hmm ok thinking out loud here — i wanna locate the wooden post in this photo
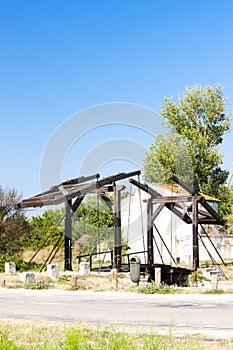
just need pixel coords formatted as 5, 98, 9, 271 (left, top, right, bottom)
113, 184, 122, 271
64, 199, 72, 271
147, 198, 154, 267
192, 194, 199, 270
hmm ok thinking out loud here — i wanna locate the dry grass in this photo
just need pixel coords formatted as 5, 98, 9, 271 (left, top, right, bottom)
0, 271, 136, 291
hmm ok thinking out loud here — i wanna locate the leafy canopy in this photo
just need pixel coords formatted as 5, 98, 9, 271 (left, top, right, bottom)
144, 85, 231, 203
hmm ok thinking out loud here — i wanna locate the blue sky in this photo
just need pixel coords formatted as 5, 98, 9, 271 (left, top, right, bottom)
1, 0, 233, 200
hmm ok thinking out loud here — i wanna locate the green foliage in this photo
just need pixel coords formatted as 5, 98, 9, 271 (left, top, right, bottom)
0, 330, 22, 350
19, 194, 114, 256
70, 280, 87, 291
143, 85, 231, 206
64, 327, 202, 350
24, 280, 52, 290
137, 282, 176, 294
223, 185, 233, 231
144, 133, 193, 184
203, 289, 224, 294
72, 195, 114, 254
0, 214, 31, 255
187, 270, 209, 286
0, 185, 31, 256
22, 212, 63, 250
0, 254, 40, 272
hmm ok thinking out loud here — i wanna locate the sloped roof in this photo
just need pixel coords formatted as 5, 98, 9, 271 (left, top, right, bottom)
152, 183, 220, 202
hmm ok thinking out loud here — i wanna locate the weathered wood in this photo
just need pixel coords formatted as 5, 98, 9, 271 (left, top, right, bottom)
64, 199, 72, 271
151, 195, 197, 203
147, 198, 154, 267
113, 184, 123, 271
192, 194, 199, 270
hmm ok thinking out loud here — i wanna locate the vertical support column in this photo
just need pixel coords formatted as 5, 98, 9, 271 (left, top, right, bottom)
64, 199, 72, 271
147, 198, 154, 267
113, 184, 122, 271
192, 194, 199, 270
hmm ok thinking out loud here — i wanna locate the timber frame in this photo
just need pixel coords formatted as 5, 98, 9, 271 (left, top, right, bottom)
17, 172, 226, 282
17, 170, 141, 271
129, 175, 226, 271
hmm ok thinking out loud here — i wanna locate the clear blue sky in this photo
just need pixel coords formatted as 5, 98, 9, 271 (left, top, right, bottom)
1, 0, 233, 199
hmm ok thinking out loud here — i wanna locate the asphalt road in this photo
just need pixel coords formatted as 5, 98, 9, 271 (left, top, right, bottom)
0, 289, 233, 339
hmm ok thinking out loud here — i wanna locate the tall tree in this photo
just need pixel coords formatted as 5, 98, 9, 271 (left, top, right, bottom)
0, 186, 30, 255
144, 85, 231, 206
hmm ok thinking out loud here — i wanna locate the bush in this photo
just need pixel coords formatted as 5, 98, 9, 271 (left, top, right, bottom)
137, 282, 177, 294
0, 254, 41, 272
24, 280, 52, 290
187, 270, 209, 287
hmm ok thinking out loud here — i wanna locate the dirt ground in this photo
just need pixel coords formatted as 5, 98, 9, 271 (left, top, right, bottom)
0, 270, 137, 291
1, 268, 233, 293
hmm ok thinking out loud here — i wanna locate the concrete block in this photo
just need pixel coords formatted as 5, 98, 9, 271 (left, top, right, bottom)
47, 264, 60, 281
211, 274, 218, 290
19, 272, 35, 284
111, 268, 118, 288
5, 262, 16, 274
79, 262, 90, 275
154, 267, 161, 284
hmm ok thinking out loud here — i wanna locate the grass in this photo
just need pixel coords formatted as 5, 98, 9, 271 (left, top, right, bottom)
202, 289, 225, 294
137, 282, 177, 294
24, 280, 52, 290
0, 322, 232, 350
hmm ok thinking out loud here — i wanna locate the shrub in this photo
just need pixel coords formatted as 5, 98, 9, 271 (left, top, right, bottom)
137, 282, 176, 294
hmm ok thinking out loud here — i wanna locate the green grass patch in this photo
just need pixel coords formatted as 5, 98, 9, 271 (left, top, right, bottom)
0, 329, 24, 349
137, 282, 177, 294
0, 322, 232, 349
24, 280, 52, 290
202, 289, 225, 294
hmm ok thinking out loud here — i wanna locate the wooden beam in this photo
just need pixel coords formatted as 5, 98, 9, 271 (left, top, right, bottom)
64, 199, 72, 271
192, 194, 199, 270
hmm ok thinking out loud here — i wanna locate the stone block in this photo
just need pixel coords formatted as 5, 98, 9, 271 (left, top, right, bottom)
154, 267, 161, 284
19, 272, 35, 284
47, 264, 60, 281
79, 262, 90, 275
5, 262, 16, 274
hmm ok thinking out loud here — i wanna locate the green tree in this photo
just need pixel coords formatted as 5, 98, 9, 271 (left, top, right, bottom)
22, 195, 114, 255
143, 132, 193, 184
72, 195, 114, 253
22, 211, 63, 250
144, 85, 231, 211
0, 185, 30, 255
224, 185, 233, 232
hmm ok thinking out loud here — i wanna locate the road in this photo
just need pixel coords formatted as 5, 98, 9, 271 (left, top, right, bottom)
0, 289, 233, 339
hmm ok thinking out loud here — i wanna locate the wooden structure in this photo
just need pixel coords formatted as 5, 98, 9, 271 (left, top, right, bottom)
17, 171, 141, 271
129, 175, 226, 272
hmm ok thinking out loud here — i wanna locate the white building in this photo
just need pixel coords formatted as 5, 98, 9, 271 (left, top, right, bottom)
121, 184, 233, 266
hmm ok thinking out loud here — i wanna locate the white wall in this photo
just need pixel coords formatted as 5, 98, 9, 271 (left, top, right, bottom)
121, 186, 232, 266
